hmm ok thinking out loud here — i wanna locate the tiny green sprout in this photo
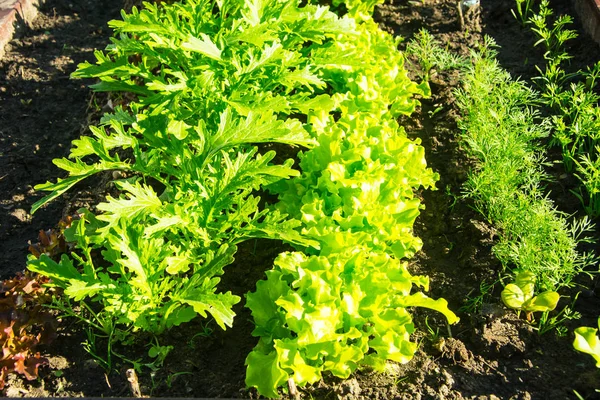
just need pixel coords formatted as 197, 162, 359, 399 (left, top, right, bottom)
573, 317, 600, 367
424, 316, 440, 343
147, 340, 173, 370
501, 271, 560, 320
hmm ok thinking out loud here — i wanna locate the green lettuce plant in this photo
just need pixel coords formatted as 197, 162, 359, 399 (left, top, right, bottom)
501, 271, 560, 320
246, 249, 458, 398
274, 111, 436, 258
242, 2, 455, 396
249, 109, 453, 397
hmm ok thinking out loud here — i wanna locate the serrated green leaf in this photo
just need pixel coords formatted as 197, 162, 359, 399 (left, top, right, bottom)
70, 125, 135, 158
64, 280, 107, 301
27, 254, 82, 285
71, 56, 137, 79
32, 173, 94, 214
106, 226, 153, 298
164, 255, 190, 275
32, 158, 130, 214
146, 79, 187, 93
97, 181, 162, 231
182, 34, 222, 61
144, 215, 183, 237
241, 0, 263, 26
164, 305, 197, 328
100, 106, 136, 125
210, 108, 315, 154
109, 19, 170, 35
167, 119, 191, 140
279, 65, 325, 90
90, 79, 153, 96
178, 291, 240, 330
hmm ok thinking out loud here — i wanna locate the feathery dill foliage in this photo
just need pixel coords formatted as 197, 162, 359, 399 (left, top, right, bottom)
527, 0, 600, 217
405, 28, 468, 81
454, 38, 596, 292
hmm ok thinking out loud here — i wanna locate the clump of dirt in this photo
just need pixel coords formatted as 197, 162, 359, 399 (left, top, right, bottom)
1, 0, 600, 398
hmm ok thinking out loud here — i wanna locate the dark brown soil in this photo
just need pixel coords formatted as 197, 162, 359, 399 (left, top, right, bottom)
0, 0, 124, 279
1, 0, 600, 398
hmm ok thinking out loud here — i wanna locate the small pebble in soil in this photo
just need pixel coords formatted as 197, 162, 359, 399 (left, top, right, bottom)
10, 209, 30, 222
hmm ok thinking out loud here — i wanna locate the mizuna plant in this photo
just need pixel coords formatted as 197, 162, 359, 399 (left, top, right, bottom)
28, 0, 367, 339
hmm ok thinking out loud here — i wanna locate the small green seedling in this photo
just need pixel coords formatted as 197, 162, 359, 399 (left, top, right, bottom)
147, 339, 173, 370
501, 271, 560, 321
511, 0, 536, 27
573, 317, 600, 367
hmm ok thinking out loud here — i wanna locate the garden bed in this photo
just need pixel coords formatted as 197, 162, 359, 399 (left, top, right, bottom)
0, 0, 599, 398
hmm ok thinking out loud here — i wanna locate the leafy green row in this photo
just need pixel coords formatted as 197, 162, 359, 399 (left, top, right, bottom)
246, 109, 460, 396
274, 111, 433, 258
453, 38, 595, 293
27, 0, 411, 335
515, 0, 600, 366
408, 30, 594, 298
244, 9, 458, 397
